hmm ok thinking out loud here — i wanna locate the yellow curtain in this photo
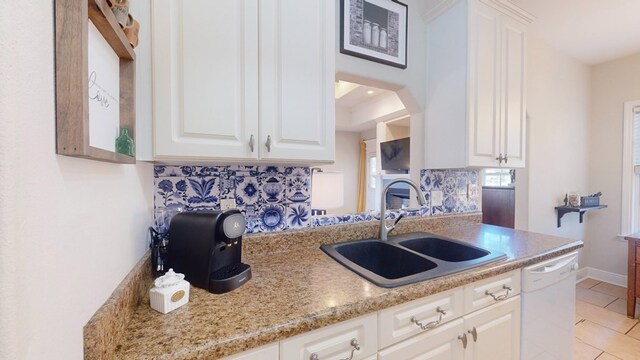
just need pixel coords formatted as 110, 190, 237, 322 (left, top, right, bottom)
357, 140, 366, 212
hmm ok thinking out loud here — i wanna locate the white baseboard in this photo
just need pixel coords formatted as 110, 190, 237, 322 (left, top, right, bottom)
576, 266, 627, 287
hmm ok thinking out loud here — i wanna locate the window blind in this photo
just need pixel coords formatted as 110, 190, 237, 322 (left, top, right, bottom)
634, 108, 640, 165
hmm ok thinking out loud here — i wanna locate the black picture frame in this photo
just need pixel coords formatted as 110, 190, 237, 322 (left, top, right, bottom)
340, 0, 408, 69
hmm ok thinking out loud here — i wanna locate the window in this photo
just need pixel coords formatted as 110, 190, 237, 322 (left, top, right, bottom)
483, 169, 514, 187
621, 101, 640, 235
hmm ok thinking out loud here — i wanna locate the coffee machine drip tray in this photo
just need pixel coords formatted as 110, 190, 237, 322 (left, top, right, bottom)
209, 263, 252, 294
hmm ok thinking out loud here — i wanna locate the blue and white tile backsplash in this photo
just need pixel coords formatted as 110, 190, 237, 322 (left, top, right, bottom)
154, 165, 479, 234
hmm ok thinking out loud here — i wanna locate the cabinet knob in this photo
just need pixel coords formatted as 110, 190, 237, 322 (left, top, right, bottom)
468, 327, 478, 342
458, 333, 468, 349
265, 135, 272, 152
504, 154, 508, 164
495, 153, 504, 164
249, 134, 255, 152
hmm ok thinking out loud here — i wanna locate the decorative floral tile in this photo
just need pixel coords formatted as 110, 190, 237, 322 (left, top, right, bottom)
286, 175, 310, 203
260, 176, 285, 204
286, 203, 311, 229
219, 171, 236, 200
153, 165, 477, 234
311, 215, 337, 227
184, 176, 220, 209
335, 214, 355, 224
257, 204, 288, 232
420, 169, 479, 216
285, 167, 311, 177
235, 174, 260, 206
258, 166, 286, 180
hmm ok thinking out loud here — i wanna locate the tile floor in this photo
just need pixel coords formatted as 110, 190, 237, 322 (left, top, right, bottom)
575, 278, 640, 359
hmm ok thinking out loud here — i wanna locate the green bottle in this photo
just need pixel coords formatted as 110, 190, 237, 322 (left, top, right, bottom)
115, 128, 135, 156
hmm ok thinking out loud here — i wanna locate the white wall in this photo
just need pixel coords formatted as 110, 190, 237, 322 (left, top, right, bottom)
584, 52, 640, 276
516, 39, 591, 243
322, 132, 361, 214
0, 2, 154, 359
336, 0, 428, 112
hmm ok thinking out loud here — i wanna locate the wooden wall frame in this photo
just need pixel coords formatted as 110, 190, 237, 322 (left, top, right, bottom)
55, 0, 136, 164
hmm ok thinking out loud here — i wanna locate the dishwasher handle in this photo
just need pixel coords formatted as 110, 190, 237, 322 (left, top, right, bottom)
528, 255, 576, 275
522, 251, 579, 293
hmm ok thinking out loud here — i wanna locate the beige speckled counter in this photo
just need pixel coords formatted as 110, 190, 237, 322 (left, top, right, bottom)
86, 214, 583, 359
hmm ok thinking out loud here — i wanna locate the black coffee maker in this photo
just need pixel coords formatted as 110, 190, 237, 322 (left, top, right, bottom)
168, 210, 251, 294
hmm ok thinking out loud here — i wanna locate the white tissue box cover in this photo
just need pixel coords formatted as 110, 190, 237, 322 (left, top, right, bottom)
149, 279, 190, 314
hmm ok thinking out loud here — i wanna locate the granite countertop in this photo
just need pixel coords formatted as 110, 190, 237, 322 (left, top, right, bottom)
107, 218, 582, 360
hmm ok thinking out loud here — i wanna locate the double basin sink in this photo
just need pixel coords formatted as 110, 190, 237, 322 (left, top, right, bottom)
321, 232, 506, 288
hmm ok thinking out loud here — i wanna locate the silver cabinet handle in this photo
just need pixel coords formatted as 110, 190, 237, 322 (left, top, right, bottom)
504, 154, 508, 163
485, 285, 512, 301
410, 307, 447, 331
458, 333, 468, 349
265, 135, 272, 152
468, 327, 478, 342
249, 134, 255, 152
495, 153, 504, 164
309, 339, 360, 360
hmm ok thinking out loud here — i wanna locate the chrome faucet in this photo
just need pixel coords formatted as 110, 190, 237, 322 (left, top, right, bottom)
380, 178, 427, 241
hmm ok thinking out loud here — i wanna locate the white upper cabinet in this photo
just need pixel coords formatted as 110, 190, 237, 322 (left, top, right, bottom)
425, 0, 532, 169
152, 0, 335, 163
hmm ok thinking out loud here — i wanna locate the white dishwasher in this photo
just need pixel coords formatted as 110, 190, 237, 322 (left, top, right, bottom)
521, 251, 579, 360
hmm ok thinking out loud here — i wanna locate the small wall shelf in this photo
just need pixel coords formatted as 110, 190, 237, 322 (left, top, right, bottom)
555, 205, 607, 228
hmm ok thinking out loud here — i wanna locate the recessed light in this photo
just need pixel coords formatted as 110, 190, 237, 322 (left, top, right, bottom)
367, 90, 374, 95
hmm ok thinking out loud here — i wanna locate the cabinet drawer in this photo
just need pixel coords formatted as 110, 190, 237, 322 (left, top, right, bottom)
463, 269, 521, 313
280, 313, 377, 360
378, 287, 463, 349
223, 343, 278, 360
377, 318, 464, 360
636, 245, 640, 263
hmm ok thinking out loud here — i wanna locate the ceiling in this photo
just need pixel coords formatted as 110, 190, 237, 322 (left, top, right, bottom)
508, 0, 640, 64
335, 81, 406, 132
335, 81, 395, 109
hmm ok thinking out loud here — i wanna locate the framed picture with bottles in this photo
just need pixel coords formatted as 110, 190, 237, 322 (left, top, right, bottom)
339, 0, 408, 69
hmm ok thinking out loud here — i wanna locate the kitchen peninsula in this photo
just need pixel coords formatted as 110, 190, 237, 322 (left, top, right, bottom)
84, 213, 582, 359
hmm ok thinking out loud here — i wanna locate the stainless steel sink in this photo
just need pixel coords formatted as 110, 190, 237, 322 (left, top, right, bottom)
321, 232, 506, 288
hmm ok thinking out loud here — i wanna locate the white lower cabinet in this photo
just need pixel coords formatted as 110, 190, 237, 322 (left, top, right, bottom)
463, 296, 520, 360
378, 297, 520, 360
226, 273, 521, 360
280, 314, 377, 360
378, 318, 465, 360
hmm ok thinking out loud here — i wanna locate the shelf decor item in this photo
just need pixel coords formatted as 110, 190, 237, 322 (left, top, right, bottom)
340, 0, 408, 69
54, 0, 136, 164
115, 128, 135, 156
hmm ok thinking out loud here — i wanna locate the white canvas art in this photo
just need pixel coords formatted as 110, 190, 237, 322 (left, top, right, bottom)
87, 20, 120, 152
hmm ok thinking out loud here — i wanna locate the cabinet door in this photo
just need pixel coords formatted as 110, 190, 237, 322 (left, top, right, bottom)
500, 16, 527, 168
378, 319, 465, 360
280, 314, 377, 360
467, 1, 501, 167
152, 0, 259, 160
223, 343, 278, 360
463, 296, 520, 360
259, 0, 335, 162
